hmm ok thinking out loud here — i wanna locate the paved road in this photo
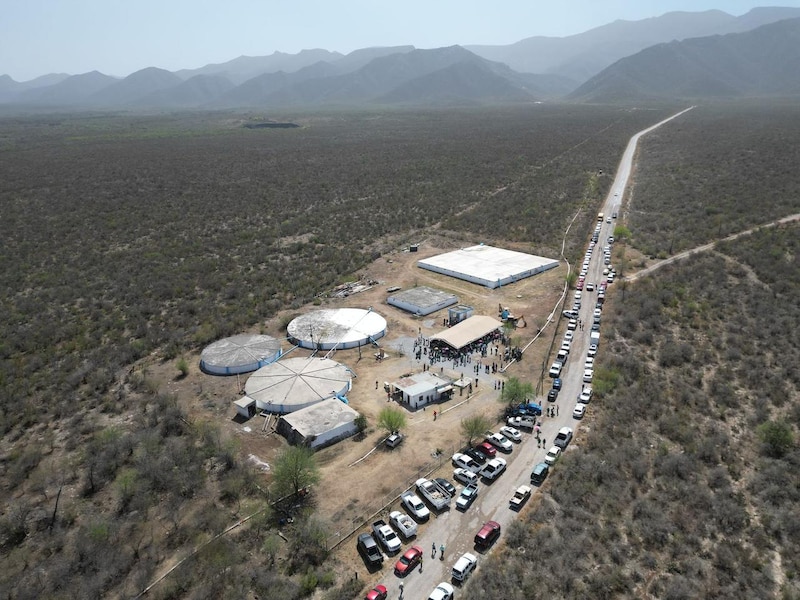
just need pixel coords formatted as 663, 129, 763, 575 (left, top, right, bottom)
374, 106, 696, 600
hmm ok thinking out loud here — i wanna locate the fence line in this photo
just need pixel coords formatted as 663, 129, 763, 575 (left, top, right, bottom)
327, 443, 456, 551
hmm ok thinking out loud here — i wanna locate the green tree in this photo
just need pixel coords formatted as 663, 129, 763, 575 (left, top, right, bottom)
566, 271, 578, 289
176, 357, 189, 378
354, 414, 368, 436
271, 446, 320, 498
377, 406, 406, 435
757, 421, 794, 458
613, 224, 631, 241
501, 377, 534, 406
461, 415, 491, 446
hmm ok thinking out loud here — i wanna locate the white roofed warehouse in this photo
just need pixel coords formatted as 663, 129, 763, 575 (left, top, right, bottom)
277, 398, 360, 450
418, 244, 559, 289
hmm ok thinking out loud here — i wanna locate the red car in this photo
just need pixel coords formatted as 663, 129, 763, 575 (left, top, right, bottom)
394, 545, 423, 576
475, 441, 497, 458
474, 520, 501, 550
365, 584, 388, 600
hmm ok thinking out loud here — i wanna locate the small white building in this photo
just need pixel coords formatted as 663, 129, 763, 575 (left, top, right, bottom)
277, 398, 361, 450
390, 372, 453, 410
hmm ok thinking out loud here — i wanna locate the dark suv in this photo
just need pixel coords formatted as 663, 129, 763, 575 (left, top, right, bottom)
465, 447, 488, 465
357, 533, 383, 568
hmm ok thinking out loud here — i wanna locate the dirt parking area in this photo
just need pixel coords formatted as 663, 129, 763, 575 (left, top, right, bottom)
152, 237, 566, 577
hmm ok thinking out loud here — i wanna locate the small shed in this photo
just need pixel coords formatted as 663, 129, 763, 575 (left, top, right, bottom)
277, 398, 360, 450
448, 305, 473, 325
234, 396, 257, 419
390, 372, 453, 410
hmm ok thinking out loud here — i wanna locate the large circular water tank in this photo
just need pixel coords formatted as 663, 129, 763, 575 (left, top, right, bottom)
244, 357, 353, 413
287, 308, 387, 350
200, 334, 282, 375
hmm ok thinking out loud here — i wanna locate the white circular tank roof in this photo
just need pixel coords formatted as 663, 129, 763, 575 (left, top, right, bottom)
244, 357, 353, 413
287, 308, 387, 350
200, 334, 282, 375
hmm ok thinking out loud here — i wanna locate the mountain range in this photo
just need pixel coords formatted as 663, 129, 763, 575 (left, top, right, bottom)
2, 7, 800, 111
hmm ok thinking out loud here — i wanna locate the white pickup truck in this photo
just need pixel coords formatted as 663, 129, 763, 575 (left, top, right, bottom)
415, 477, 451, 511
371, 518, 402, 553
389, 510, 417, 539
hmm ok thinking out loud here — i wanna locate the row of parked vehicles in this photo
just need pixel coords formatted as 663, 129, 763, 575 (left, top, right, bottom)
360, 216, 619, 598
358, 425, 530, 599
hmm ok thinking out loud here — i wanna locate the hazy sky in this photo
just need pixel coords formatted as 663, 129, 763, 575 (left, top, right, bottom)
3, 0, 799, 80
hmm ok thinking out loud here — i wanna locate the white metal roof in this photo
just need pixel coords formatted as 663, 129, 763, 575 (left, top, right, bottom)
418, 244, 559, 288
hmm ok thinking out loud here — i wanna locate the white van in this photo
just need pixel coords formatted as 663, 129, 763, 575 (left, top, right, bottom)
452, 552, 478, 581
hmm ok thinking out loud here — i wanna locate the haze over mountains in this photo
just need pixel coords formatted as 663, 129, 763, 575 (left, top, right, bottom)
2, 7, 800, 111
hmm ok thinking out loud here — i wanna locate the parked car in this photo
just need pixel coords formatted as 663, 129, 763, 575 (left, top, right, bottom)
553, 378, 563, 391
434, 477, 456, 497
544, 445, 562, 465
530, 462, 550, 485
573, 403, 586, 419
554, 426, 574, 449
579, 387, 593, 403
453, 468, 479, 486
465, 447, 489, 464
474, 521, 501, 549
385, 433, 403, 448
394, 545, 424, 576
427, 582, 455, 600
400, 491, 430, 522
548, 361, 563, 378
586, 282, 595, 291
480, 457, 507, 481
588, 343, 598, 357
485, 432, 513, 453
583, 368, 594, 383
456, 482, 479, 511
547, 388, 559, 402
500, 425, 522, 442
567, 319, 577, 331
365, 585, 388, 600
452, 452, 481, 473
475, 441, 497, 458
509, 485, 531, 510
451, 552, 478, 582
584, 357, 595, 370
357, 533, 384, 568
564, 330, 574, 342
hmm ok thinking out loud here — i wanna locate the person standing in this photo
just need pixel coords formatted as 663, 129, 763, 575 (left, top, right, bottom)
432, 542, 437, 558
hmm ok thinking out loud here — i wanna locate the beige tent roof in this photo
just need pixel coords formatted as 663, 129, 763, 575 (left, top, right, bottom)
430, 315, 502, 350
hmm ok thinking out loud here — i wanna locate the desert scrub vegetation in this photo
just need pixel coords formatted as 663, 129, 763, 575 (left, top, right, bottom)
0, 105, 676, 598
628, 100, 800, 257
0, 105, 669, 436
464, 223, 800, 600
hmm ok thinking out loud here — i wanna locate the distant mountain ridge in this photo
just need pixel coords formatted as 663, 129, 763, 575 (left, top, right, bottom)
466, 6, 800, 81
570, 17, 800, 102
2, 7, 800, 110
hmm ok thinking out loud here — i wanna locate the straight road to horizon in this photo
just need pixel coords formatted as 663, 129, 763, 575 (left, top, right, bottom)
376, 105, 696, 600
